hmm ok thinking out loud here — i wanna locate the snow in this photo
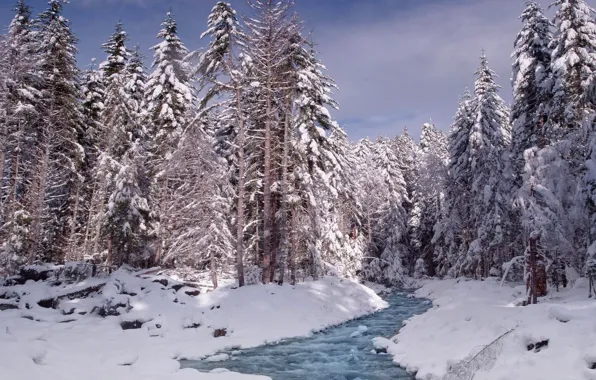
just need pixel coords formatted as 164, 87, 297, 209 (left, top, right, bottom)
349, 325, 368, 337
386, 277, 596, 380
0, 270, 386, 380
205, 353, 230, 362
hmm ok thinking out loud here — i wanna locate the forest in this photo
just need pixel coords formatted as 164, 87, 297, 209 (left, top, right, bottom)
0, 0, 596, 302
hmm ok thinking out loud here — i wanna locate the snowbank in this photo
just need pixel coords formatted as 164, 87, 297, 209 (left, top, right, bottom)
385, 277, 596, 380
0, 270, 386, 380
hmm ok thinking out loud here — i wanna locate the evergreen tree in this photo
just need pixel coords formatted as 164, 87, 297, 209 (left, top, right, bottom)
145, 11, 192, 163
548, 0, 596, 136
511, 1, 553, 179
465, 53, 512, 277
30, 0, 84, 263
100, 22, 130, 80
361, 137, 408, 285
145, 11, 192, 265
105, 141, 154, 266
434, 90, 475, 277
0, 0, 43, 270
193, 1, 247, 285
408, 123, 448, 276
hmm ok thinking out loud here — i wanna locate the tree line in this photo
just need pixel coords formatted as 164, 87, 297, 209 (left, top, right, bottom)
1, 0, 596, 296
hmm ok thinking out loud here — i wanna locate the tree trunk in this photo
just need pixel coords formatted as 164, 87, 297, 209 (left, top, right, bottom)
262, 75, 273, 284
277, 97, 291, 285
289, 204, 297, 286
29, 142, 50, 264
210, 247, 218, 290
526, 235, 547, 304
67, 183, 81, 262
526, 235, 538, 305
0, 118, 8, 227
235, 89, 246, 287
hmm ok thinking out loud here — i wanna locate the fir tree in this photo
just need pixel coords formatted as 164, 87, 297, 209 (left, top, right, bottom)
408, 123, 448, 276
193, 1, 247, 285
100, 22, 130, 80
548, 0, 596, 136
145, 11, 192, 163
511, 1, 553, 178
434, 90, 475, 277
30, 0, 85, 263
465, 53, 512, 277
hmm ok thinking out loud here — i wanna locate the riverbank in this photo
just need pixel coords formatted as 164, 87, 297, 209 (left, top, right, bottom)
383, 277, 596, 380
0, 269, 386, 380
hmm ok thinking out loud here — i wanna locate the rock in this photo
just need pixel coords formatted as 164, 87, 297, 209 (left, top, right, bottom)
527, 339, 549, 352
171, 284, 184, 292
184, 289, 200, 297
3, 276, 26, 286
152, 278, 168, 287
0, 303, 18, 311
19, 265, 57, 282
39, 283, 106, 310
37, 298, 57, 309
374, 347, 387, 354
121, 320, 145, 330
213, 328, 227, 338
184, 323, 201, 329
93, 302, 130, 317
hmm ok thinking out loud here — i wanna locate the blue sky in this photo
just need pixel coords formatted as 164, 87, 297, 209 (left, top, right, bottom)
1, 0, 575, 140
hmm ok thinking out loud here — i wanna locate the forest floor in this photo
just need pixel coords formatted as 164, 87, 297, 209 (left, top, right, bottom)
0, 268, 386, 380
383, 277, 596, 380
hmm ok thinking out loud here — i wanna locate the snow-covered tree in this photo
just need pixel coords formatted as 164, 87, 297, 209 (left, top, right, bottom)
360, 137, 409, 285
0, 0, 42, 270
192, 1, 247, 285
434, 90, 475, 277
105, 141, 154, 266
145, 11, 192, 165
465, 53, 512, 278
511, 1, 553, 179
145, 11, 193, 265
100, 22, 130, 81
547, 0, 596, 137
29, 0, 85, 263
408, 123, 448, 276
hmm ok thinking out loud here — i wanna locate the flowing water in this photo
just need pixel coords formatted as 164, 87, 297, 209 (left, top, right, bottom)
181, 292, 430, 380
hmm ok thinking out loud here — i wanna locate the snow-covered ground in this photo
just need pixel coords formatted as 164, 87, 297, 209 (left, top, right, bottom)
0, 269, 387, 380
382, 277, 596, 380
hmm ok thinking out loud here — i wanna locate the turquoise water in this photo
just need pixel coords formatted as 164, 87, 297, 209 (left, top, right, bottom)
181, 292, 430, 380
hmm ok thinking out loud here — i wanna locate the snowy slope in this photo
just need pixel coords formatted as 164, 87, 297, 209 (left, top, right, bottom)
0, 270, 387, 380
384, 277, 596, 380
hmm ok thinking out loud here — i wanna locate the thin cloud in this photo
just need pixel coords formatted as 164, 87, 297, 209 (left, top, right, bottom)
316, 0, 527, 140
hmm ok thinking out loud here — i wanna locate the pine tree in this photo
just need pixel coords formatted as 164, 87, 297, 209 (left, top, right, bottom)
361, 137, 408, 285
548, 0, 596, 136
434, 90, 475, 277
408, 123, 448, 276
30, 0, 85, 263
287, 38, 347, 281
194, 1, 247, 285
105, 141, 154, 266
465, 53, 512, 277
0, 0, 43, 270
100, 22, 130, 80
145, 11, 192, 164
511, 1, 553, 179
145, 11, 192, 265
244, 0, 294, 283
